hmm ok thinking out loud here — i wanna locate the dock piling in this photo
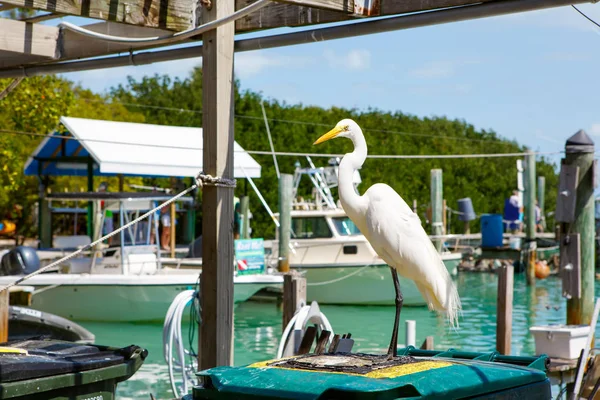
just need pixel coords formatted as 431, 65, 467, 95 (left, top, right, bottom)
430, 169, 443, 252
537, 176, 546, 231
278, 174, 293, 272
496, 264, 514, 355
561, 130, 596, 326
282, 274, 306, 333
524, 150, 537, 286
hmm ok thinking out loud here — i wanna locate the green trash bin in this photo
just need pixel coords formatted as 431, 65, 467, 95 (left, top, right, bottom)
0, 339, 147, 400
188, 347, 551, 400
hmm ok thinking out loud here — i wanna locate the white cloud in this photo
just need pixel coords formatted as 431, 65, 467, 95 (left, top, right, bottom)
323, 49, 371, 70
234, 52, 314, 80
409, 58, 481, 80
410, 61, 455, 79
590, 124, 600, 136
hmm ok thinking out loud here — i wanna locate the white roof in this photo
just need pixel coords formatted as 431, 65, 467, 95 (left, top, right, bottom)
25, 117, 261, 178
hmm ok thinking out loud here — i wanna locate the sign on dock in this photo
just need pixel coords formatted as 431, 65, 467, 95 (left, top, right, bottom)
235, 239, 265, 275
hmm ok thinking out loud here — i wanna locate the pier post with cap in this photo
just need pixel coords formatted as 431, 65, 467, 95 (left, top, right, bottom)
562, 131, 596, 326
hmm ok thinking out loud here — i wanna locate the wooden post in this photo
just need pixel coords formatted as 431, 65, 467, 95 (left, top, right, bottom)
240, 196, 250, 239
564, 131, 595, 326
118, 174, 124, 192
442, 199, 447, 235
524, 150, 537, 286
420, 336, 434, 350
200, 0, 236, 370
431, 169, 443, 252
537, 176, 546, 231
0, 289, 8, 343
496, 264, 514, 355
278, 174, 293, 272
170, 202, 176, 258
86, 158, 94, 239
282, 274, 306, 332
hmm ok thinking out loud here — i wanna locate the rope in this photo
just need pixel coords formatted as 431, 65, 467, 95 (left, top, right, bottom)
0, 172, 236, 293
306, 264, 375, 287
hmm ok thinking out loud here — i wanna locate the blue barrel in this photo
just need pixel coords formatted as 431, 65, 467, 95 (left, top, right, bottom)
457, 198, 476, 221
481, 214, 503, 248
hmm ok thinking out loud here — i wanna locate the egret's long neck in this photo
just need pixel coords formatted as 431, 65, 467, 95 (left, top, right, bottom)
338, 132, 368, 218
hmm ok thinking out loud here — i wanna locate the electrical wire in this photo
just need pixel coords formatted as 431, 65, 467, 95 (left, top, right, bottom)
572, 5, 600, 30
0, 127, 562, 160
80, 98, 521, 146
59, 0, 270, 45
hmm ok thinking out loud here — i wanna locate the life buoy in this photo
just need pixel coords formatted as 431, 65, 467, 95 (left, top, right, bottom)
0, 220, 16, 235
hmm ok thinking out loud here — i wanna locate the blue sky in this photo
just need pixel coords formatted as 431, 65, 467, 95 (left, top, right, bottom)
60, 4, 600, 166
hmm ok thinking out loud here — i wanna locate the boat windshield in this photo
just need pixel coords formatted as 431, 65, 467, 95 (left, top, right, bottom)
332, 217, 361, 236
291, 217, 332, 239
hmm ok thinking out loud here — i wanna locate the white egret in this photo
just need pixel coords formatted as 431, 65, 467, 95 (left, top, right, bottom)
313, 119, 461, 359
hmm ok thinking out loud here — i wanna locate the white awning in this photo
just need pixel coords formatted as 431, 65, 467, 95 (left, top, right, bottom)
25, 116, 261, 178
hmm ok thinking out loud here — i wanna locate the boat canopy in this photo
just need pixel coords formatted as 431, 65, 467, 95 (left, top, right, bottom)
24, 116, 261, 179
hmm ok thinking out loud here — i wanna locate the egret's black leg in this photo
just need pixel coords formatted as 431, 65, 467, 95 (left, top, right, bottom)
387, 267, 403, 360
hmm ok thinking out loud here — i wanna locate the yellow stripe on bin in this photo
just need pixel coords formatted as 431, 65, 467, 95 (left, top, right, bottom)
249, 358, 452, 379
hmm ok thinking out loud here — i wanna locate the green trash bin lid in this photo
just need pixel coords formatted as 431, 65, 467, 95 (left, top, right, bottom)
193, 350, 550, 400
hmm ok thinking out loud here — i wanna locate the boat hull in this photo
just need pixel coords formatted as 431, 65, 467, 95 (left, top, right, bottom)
0, 274, 282, 322
294, 254, 462, 306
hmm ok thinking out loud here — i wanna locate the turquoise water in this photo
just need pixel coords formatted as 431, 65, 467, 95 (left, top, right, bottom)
78, 273, 585, 399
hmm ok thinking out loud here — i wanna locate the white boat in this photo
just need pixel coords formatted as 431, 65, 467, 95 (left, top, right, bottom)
264, 158, 461, 306
0, 193, 282, 322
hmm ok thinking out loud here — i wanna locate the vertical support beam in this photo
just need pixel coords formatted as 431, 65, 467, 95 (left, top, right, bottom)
170, 202, 176, 258
282, 274, 306, 332
39, 198, 52, 248
431, 169, 443, 252
537, 176, 546, 231
240, 196, 250, 239
564, 131, 595, 326
0, 288, 8, 343
278, 174, 293, 272
524, 151, 537, 286
496, 264, 514, 355
442, 199, 447, 235
200, 0, 236, 370
86, 158, 94, 239
118, 174, 124, 192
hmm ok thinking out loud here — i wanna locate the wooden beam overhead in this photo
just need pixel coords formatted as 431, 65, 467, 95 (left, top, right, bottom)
235, 1, 350, 32
276, 0, 354, 13
0, 0, 195, 31
380, 0, 490, 15
0, 18, 58, 63
59, 22, 175, 60
22, 12, 63, 23
0, 4, 17, 11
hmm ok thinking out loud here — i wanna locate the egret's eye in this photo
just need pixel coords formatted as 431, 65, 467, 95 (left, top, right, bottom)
343, 125, 350, 132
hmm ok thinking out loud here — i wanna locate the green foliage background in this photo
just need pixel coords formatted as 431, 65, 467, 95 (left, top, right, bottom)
0, 68, 559, 241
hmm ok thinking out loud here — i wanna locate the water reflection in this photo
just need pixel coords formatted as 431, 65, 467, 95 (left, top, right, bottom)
78, 273, 595, 398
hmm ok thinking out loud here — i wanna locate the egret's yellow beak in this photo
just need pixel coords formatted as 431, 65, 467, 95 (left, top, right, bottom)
313, 126, 343, 145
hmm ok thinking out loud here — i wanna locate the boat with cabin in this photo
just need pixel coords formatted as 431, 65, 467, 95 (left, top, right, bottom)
0, 193, 282, 322
263, 158, 461, 306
